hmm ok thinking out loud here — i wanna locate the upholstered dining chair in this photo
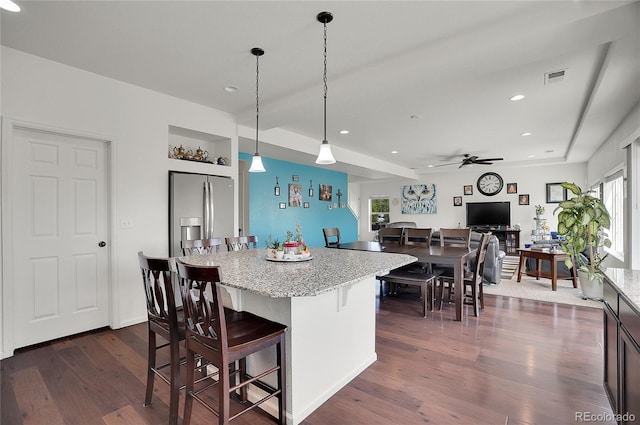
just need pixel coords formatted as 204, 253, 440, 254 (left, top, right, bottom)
138, 251, 184, 425
175, 259, 287, 425
225, 235, 258, 251
181, 238, 225, 256
386, 227, 434, 296
323, 227, 341, 248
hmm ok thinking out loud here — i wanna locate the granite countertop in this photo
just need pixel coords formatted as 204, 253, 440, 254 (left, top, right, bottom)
605, 268, 640, 312
178, 247, 416, 298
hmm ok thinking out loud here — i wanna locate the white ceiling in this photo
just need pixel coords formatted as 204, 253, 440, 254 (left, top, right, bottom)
2, 1, 639, 181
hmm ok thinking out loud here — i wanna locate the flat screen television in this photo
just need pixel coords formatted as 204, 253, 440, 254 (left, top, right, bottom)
466, 201, 510, 228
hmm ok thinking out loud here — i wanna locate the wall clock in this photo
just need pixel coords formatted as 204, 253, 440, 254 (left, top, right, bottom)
477, 172, 503, 196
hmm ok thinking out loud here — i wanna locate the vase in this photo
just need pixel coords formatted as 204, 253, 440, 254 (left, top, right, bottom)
577, 270, 603, 300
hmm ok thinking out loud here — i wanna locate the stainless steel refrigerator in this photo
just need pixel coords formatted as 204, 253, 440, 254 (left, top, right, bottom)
169, 171, 234, 257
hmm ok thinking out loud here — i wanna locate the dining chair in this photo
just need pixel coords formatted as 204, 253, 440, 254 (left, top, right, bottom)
463, 232, 491, 316
436, 227, 472, 307
225, 235, 258, 251
323, 227, 341, 248
377, 227, 403, 245
181, 238, 225, 256
175, 259, 287, 425
386, 227, 434, 296
138, 251, 184, 425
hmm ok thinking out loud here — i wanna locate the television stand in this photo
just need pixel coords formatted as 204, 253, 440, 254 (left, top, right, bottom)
470, 227, 520, 255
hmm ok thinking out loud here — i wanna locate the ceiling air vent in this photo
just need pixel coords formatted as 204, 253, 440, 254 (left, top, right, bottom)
544, 69, 567, 85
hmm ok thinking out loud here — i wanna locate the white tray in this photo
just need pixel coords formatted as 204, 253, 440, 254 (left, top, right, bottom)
265, 255, 313, 262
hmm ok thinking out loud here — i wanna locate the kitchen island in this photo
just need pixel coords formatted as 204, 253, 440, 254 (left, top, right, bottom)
181, 247, 415, 425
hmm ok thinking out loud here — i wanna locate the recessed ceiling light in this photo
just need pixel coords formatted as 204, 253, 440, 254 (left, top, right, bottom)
528, 154, 535, 158
427, 164, 434, 168
224, 86, 239, 93
521, 132, 532, 136
410, 114, 422, 119
391, 150, 398, 154
510, 94, 525, 101
339, 130, 349, 135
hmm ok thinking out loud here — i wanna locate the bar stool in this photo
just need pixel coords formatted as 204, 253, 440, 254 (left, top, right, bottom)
176, 259, 287, 425
138, 251, 183, 425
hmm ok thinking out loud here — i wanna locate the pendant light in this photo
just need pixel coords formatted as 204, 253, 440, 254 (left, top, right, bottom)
315, 11, 336, 165
249, 47, 266, 173
0, 0, 21, 12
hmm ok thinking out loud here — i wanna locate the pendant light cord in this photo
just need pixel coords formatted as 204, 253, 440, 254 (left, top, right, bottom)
255, 51, 260, 154
323, 20, 328, 143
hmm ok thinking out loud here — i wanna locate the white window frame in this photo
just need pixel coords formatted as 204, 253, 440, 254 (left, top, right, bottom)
369, 196, 390, 233
603, 167, 625, 261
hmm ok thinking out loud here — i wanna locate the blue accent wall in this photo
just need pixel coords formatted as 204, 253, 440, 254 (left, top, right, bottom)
240, 153, 358, 248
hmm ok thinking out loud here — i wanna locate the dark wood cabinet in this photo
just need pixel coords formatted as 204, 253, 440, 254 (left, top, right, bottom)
470, 228, 520, 255
603, 276, 640, 424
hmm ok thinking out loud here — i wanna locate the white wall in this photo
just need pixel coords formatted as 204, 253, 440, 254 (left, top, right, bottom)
357, 163, 587, 246
1, 47, 239, 339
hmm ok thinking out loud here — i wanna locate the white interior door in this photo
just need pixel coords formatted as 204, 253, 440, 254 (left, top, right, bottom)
10, 126, 110, 349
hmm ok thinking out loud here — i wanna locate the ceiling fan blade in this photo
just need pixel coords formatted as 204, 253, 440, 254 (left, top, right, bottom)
434, 161, 460, 167
476, 157, 503, 162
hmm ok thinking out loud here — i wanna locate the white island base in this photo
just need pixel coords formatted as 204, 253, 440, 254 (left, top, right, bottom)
225, 275, 376, 425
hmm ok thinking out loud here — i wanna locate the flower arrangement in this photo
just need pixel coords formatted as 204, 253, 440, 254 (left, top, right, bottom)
535, 205, 545, 216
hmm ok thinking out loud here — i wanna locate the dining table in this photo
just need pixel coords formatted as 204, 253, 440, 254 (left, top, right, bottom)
338, 240, 477, 321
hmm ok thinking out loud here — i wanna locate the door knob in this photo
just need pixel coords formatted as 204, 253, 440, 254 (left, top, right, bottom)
98, 241, 106, 247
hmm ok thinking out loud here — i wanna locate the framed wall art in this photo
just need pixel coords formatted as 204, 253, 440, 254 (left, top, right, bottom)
289, 184, 303, 207
319, 184, 332, 201
506, 183, 517, 194
463, 185, 473, 195
453, 196, 462, 206
401, 184, 437, 214
546, 183, 567, 203
519, 194, 530, 205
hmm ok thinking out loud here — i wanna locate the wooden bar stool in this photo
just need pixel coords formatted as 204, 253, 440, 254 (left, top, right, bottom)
138, 251, 184, 425
176, 259, 287, 425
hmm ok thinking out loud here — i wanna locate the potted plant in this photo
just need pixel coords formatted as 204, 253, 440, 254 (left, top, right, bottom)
554, 182, 611, 299
266, 235, 281, 259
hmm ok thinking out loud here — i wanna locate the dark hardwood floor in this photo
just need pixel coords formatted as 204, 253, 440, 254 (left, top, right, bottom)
1, 290, 615, 425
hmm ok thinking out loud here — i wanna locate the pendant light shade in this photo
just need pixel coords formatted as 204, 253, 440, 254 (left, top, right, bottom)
249, 47, 266, 173
315, 11, 336, 165
0, 0, 21, 12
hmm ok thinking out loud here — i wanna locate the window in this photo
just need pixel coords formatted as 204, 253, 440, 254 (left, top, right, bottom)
603, 169, 624, 260
369, 197, 390, 231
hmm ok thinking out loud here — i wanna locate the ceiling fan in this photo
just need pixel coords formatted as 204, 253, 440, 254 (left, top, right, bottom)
436, 154, 504, 168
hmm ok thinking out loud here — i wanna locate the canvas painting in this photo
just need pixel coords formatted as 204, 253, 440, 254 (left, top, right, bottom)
401, 184, 437, 214
289, 184, 303, 207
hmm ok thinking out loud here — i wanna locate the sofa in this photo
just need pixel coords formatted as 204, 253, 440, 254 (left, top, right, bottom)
430, 230, 506, 285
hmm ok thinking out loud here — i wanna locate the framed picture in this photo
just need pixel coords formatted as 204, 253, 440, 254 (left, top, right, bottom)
319, 184, 332, 201
279, 202, 286, 209
303, 202, 310, 208
453, 196, 462, 206
292, 175, 299, 182
546, 182, 567, 203
288, 184, 303, 207
506, 183, 517, 194
463, 185, 473, 195
519, 194, 530, 205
